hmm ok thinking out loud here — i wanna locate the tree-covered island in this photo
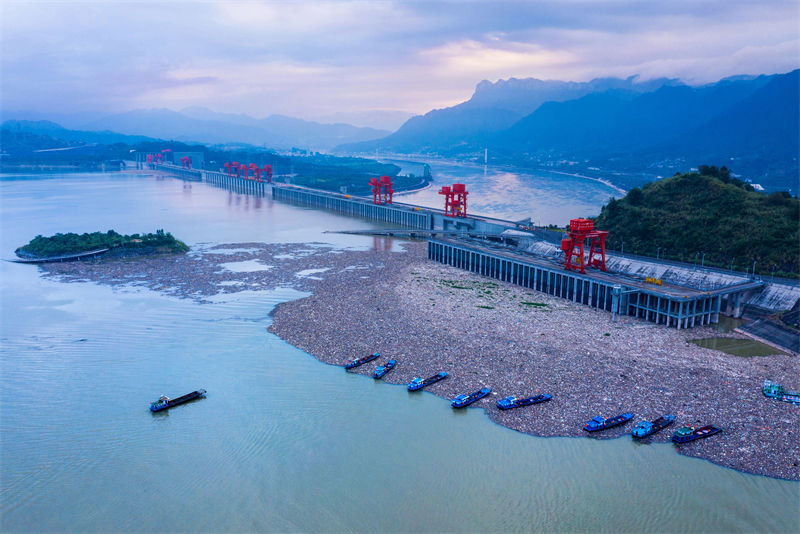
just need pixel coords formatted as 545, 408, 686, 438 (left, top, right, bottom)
15, 229, 189, 259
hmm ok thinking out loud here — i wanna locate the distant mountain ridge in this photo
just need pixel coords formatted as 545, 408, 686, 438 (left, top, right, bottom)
340, 75, 681, 152
496, 74, 775, 153
1, 119, 158, 146
339, 69, 799, 191
4, 108, 390, 151
78, 108, 389, 150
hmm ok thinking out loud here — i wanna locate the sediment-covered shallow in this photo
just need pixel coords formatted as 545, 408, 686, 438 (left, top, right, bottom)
42, 241, 800, 480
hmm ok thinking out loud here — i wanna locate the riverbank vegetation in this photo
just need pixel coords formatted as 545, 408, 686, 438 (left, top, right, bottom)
594, 166, 799, 277
15, 229, 188, 258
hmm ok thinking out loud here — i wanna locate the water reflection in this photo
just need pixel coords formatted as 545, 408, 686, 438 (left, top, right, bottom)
384, 157, 621, 225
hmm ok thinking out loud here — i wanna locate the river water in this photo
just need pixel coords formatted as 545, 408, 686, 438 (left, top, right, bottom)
381, 158, 623, 225
1, 171, 797, 532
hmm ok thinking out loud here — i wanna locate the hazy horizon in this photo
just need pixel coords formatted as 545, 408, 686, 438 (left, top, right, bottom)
2, 1, 798, 125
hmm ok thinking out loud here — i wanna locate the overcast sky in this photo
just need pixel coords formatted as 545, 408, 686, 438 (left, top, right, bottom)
2, 0, 798, 122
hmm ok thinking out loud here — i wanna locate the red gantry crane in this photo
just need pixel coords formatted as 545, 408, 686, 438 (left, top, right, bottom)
438, 183, 468, 217
561, 218, 609, 273
369, 175, 394, 204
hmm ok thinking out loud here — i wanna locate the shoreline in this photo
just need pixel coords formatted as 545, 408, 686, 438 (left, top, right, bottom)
38, 240, 799, 481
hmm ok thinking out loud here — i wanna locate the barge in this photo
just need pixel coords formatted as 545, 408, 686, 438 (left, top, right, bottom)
497, 394, 552, 410
632, 414, 676, 439
150, 389, 206, 412
452, 388, 491, 408
583, 413, 633, 432
345, 352, 380, 370
408, 372, 448, 391
672, 425, 723, 443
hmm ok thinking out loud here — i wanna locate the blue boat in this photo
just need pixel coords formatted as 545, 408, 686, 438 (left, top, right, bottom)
672, 425, 722, 443
452, 388, 491, 408
583, 413, 634, 432
345, 352, 379, 370
408, 372, 447, 391
497, 394, 552, 410
373, 359, 397, 379
150, 389, 206, 412
631, 414, 675, 439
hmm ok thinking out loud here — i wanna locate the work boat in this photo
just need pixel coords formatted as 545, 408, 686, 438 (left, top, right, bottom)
631, 414, 676, 439
763, 380, 800, 405
407, 372, 448, 391
583, 413, 633, 432
150, 389, 206, 412
344, 352, 380, 370
672, 425, 723, 443
452, 388, 491, 408
373, 360, 397, 379
496, 394, 552, 410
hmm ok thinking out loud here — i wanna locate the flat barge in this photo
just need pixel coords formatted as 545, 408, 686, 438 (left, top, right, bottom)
345, 352, 380, 370
408, 372, 448, 391
452, 387, 491, 408
150, 389, 206, 412
497, 394, 552, 410
584, 413, 634, 432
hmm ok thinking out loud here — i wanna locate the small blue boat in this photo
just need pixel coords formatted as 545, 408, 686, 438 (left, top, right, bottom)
497, 394, 552, 410
632, 414, 675, 439
373, 359, 397, 379
583, 413, 633, 432
408, 372, 447, 391
672, 425, 722, 443
345, 352, 379, 370
452, 388, 491, 408
150, 389, 206, 412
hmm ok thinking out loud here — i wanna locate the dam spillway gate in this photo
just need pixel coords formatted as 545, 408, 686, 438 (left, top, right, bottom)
428, 238, 761, 329
151, 164, 766, 329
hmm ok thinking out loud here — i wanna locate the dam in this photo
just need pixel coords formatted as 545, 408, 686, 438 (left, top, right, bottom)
150, 163, 795, 331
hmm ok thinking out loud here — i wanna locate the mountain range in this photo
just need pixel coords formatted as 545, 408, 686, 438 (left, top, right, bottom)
340, 75, 681, 153
339, 70, 799, 191
3, 108, 390, 151
4, 69, 797, 191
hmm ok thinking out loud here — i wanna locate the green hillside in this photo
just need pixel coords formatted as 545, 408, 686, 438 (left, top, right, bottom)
594, 167, 799, 277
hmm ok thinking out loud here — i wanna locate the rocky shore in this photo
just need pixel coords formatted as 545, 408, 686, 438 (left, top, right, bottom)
41, 240, 799, 480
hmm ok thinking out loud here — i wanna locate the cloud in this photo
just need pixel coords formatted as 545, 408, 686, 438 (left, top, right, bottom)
1, 0, 797, 119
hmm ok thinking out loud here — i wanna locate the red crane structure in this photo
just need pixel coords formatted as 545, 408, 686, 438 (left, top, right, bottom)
180, 156, 192, 169
561, 218, 609, 273
223, 162, 271, 181
369, 175, 394, 204
438, 183, 468, 217
248, 163, 259, 180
